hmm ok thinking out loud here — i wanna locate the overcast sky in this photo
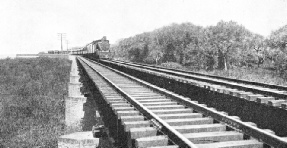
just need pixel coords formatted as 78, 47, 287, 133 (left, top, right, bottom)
0, 0, 287, 55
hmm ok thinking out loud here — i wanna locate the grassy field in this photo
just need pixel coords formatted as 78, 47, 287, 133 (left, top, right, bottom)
0, 57, 71, 148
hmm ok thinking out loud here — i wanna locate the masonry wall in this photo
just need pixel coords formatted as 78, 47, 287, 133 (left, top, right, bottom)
59, 56, 99, 148
65, 56, 86, 132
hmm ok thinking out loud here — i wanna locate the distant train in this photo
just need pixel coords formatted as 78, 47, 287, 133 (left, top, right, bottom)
47, 50, 70, 54
72, 36, 111, 60
47, 36, 112, 60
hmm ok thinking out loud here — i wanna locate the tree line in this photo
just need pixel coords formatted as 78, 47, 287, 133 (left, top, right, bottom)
111, 21, 287, 77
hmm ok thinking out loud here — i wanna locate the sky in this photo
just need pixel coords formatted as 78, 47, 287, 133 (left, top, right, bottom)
0, 0, 287, 56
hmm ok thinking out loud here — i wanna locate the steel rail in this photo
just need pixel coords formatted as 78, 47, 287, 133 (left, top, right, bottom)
87, 57, 287, 147
112, 59, 287, 91
101, 59, 287, 99
78, 57, 198, 148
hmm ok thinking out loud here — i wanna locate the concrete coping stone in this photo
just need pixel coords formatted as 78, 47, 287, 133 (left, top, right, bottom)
68, 96, 86, 98
69, 82, 82, 85
58, 131, 99, 147
67, 96, 86, 102
70, 74, 80, 77
70, 71, 79, 75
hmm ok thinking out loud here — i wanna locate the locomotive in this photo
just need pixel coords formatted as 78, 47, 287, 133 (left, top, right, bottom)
72, 36, 111, 60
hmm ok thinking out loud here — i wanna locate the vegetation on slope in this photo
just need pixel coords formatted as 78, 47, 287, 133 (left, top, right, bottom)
111, 21, 287, 84
0, 57, 71, 148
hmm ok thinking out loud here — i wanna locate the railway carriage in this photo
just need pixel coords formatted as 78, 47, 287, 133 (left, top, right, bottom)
50, 36, 111, 59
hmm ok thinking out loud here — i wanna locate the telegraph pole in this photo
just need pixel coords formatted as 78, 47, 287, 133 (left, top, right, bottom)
57, 33, 66, 52
66, 40, 69, 51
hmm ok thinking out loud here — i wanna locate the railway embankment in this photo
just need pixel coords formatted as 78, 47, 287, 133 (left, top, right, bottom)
58, 56, 114, 148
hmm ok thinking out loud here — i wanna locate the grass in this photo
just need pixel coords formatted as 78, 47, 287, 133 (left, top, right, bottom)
0, 57, 71, 148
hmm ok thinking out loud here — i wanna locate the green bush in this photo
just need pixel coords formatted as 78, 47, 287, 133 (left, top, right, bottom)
0, 57, 71, 148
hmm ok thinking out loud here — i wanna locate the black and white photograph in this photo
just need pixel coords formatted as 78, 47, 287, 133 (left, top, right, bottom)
1, 0, 287, 147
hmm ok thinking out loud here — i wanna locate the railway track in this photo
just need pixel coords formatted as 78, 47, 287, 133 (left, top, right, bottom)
99, 59, 287, 109
78, 56, 287, 148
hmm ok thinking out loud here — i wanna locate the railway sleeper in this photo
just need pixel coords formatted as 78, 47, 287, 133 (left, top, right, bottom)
78, 57, 266, 148
109, 60, 287, 111
108, 97, 263, 148
256, 97, 275, 104
203, 80, 287, 108
137, 99, 173, 103
109, 101, 196, 147
268, 99, 287, 107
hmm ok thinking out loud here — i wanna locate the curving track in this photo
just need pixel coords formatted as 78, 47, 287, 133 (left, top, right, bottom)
78, 56, 287, 148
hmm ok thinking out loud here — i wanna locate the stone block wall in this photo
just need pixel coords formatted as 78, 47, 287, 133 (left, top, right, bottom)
65, 56, 86, 130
